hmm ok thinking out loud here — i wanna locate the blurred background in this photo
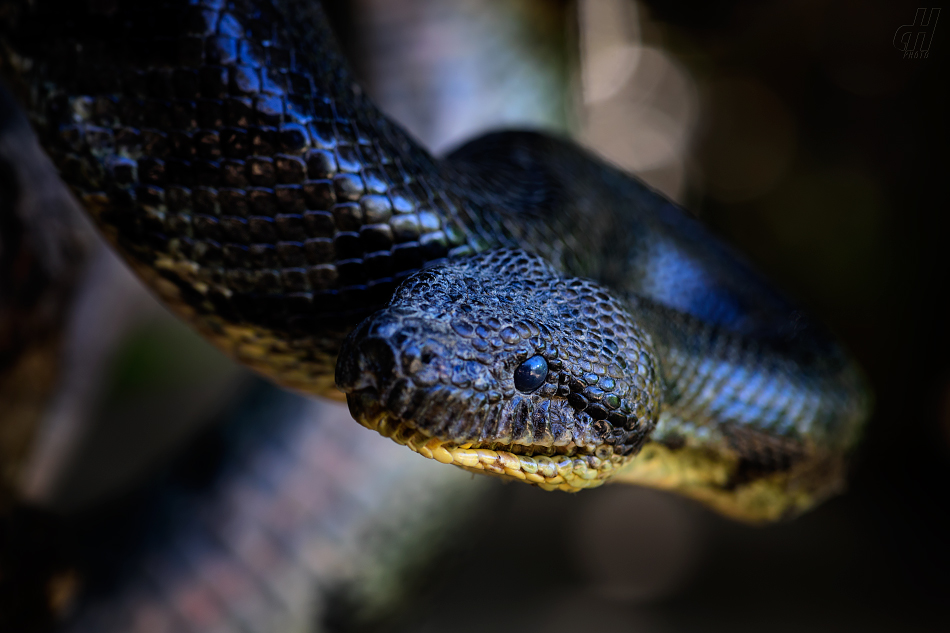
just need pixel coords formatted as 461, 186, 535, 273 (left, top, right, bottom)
0, 0, 946, 631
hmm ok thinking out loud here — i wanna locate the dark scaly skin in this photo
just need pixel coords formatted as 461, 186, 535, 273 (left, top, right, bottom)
0, 0, 870, 520
2, 0, 527, 396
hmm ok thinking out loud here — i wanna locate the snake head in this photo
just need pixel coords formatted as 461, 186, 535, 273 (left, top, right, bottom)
336, 249, 661, 491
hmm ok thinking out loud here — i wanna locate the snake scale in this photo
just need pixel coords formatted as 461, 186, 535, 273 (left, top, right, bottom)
0, 0, 870, 521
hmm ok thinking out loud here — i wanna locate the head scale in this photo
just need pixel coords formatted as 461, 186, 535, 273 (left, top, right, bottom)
337, 249, 661, 490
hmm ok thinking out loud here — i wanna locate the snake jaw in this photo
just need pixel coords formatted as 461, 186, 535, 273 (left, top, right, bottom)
345, 388, 627, 491
336, 250, 663, 490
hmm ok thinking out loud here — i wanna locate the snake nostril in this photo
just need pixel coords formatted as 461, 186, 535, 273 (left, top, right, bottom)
337, 337, 396, 392
513, 355, 547, 393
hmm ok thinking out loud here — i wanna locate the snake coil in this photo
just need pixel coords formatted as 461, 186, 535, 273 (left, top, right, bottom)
0, 0, 870, 521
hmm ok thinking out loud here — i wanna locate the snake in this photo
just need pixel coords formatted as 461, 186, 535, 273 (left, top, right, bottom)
0, 0, 870, 522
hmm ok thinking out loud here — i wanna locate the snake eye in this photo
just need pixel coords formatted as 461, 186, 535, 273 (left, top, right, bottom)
514, 355, 548, 393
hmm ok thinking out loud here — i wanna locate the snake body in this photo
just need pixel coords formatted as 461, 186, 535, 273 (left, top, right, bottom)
0, 0, 870, 520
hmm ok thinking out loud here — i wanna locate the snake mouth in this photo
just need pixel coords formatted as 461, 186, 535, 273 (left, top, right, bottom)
346, 388, 630, 491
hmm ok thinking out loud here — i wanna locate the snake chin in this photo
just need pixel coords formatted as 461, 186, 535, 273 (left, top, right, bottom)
345, 387, 633, 491
336, 250, 664, 490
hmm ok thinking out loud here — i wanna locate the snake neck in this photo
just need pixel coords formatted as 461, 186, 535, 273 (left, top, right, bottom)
630, 294, 869, 458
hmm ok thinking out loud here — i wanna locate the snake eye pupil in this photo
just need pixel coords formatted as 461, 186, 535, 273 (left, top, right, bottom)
514, 355, 548, 393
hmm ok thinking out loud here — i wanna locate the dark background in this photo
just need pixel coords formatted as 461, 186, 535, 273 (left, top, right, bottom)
1, 1, 947, 632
